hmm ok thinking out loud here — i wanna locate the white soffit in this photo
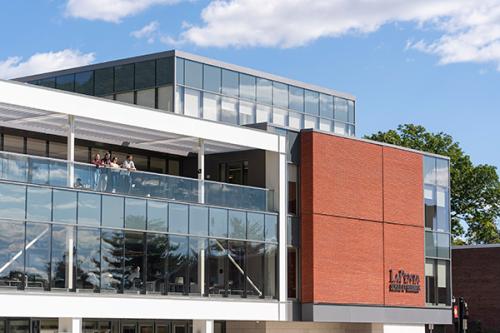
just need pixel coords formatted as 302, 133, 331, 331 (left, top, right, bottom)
0, 80, 281, 155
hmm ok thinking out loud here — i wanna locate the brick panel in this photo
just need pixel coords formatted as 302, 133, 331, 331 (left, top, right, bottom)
383, 147, 423, 227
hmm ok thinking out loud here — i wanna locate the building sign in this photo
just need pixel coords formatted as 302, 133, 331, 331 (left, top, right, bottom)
388, 269, 421, 293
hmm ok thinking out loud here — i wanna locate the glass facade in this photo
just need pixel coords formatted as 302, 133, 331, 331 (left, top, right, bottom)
423, 156, 451, 306
175, 57, 355, 135
0, 181, 278, 298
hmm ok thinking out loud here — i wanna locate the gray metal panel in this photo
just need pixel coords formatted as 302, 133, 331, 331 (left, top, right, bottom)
302, 303, 452, 325
175, 50, 356, 101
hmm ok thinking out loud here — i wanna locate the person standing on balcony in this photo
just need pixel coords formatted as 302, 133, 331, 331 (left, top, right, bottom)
122, 155, 137, 194
92, 153, 104, 190
109, 156, 120, 193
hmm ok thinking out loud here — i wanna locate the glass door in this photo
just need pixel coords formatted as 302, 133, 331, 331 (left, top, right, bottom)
138, 323, 153, 333
121, 323, 136, 333
8, 320, 30, 333
171, 322, 187, 333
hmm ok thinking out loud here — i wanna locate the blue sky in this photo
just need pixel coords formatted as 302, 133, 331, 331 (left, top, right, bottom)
1, 0, 499, 169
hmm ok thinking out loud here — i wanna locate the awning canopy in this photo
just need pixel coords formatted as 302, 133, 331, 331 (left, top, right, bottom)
0, 79, 281, 156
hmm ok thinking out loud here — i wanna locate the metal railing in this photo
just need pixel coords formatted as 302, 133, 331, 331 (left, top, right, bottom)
0, 151, 274, 212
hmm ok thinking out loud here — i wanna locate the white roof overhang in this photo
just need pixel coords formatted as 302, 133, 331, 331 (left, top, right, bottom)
0, 79, 281, 156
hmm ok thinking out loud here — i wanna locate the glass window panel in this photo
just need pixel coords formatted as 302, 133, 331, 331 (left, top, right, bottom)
304, 115, 318, 129
272, 82, 288, 108
168, 235, 188, 293
334, 97, 348, 122
123, 231, 145, 292
75, 71, 94, 95
56, 74, 75, 92
175, 57, 185, 85
51, 224, 75, 289
425, 231, 437, 257
425, 259, 436, 304
221, 97, 238, 124
146, 233, 168, 294
135, 60, 156, 90
184, 88, 201, 118
0, 183, 26, 220
75, 146, 90, 163
319, 118, 332, 132
289, 86, 304, 112
287, 246, 298, 299
437, 233, 450, 258
347, 100, 355, 123
239, 100, 255, 125
228, 210, 246, 239
101, 229, 123, 292
256, 104, 271, 123
334, 121, 346, 135
227, 241, 245, 296
150, 158, 166, 174
136, 89, 156, 108
38, 78, 56, 88
320, 94, 334, 119
76, 227, 100, 291
264, 244, 277, 298
202, 92, 220, 121
436, 188, 449, 232
78, 192, 101, 226
256, 78, 272, 105
169, 203, 188, 234
157, 57, 174, 86
209, 208, 227, 238
424, 156, 436, 185
3, 134, 24, 153
48, 141, 66, 159
221, 69, 239, 97
27, 186, 51, 221
184, 60, 203, 89
436, 159, 449, 187
437, 260, 450, 305
115, 92, 134, 104
114, 64, 134, 92
158, 85, 173, 112
147, 200, 168, 232
240, 74, 256, 100
288, 112, 303, 130
102, 196, 124, 228
272, 108, 288, 127
188, 237, 207, 294
189, 205, 208, 236
0, 220, 25, 288
207, 239, 227, 295
347, 124, 355, 136
305, 90, 319, 115
203, 65, 221, 93
168, 160, 180, 176
265, 215, 278, 243
53, 189, 77, 224
94, 67, 114, 96
247, 212, 264, 241
246, 242, 264, 298
25, 223, 50, 290
425, 185, 436, 230
125, 198, 146, 230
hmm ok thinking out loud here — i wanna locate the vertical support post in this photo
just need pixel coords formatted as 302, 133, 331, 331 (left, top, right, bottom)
198, 138, 205, 204
67, 115, 75, 188
192, 320, 214, 333
278, 135, 288, 315
199, 238, 205, 296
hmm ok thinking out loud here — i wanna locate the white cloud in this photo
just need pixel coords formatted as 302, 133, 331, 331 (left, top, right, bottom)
0, 49, 95, 79
179, 0, 500, 69
65, 0, 180, 23
131, 21, 160, 43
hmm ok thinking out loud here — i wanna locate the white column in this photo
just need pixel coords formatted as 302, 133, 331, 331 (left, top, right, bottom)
192, 320, 214, 333
198, 138, 205, 204
67, 115, 75, 188
278, 135, 288, 307
58, 318, 82, 333
199, 238, 206, 296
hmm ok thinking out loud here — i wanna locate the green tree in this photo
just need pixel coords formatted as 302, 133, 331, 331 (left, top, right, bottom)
366, 124, 500, 244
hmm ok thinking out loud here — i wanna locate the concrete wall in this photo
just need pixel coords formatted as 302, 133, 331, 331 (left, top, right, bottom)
300, 131, 425, 307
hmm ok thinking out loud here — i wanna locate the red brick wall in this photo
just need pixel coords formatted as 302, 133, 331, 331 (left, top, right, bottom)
300, 131, 425, 307
452, 247, 500, 331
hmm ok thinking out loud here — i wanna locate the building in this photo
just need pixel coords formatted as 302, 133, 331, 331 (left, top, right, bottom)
450, 245, 500, 332
0, 50, 451, 333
